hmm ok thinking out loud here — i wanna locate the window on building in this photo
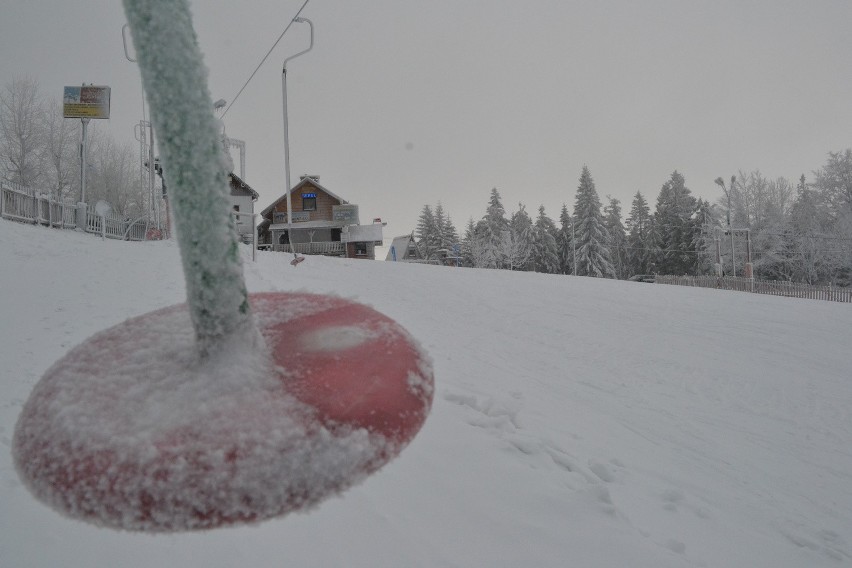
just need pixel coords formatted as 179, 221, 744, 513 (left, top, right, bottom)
302, 195, 317, 211
274, 212, 286, 223
354, 242, 368, 256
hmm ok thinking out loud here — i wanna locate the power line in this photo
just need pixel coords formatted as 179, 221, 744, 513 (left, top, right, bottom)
221, 0, 311, 119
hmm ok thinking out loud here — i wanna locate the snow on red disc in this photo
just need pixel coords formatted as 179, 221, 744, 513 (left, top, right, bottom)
13, 292, 433, 532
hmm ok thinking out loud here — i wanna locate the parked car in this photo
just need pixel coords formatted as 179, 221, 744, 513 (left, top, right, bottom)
627, 274, 656, 283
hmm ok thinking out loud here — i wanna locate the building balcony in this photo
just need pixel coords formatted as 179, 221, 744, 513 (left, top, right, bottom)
261, 241, 346, 255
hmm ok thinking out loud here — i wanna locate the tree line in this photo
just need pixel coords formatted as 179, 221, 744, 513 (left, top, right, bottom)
0, 77, 149, 218
416, 159, 852, 287
6, 76, 850, 286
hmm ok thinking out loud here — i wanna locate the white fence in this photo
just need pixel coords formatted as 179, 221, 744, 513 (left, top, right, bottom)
1, 183, 149, 241
656, 274, 852, 303
1, 183, 74, 227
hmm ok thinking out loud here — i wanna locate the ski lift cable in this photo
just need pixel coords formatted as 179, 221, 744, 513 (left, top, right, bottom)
221, 0, 310, 119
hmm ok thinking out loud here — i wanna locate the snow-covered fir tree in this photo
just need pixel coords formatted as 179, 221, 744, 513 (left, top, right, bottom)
434, 202, 459, 256
416, 202, 459, 263
474, 187, 510, 269
415, 204, 439, 260
529, 205, 560, 274
573, 166, 615, 278
433, 202, 448, 255
556, 204, 575, 275
603, 196, 626, 279
461, 218, 484, 268
625, 191, 654, 276
653, 171, 699, 275
508, 203, 534, 270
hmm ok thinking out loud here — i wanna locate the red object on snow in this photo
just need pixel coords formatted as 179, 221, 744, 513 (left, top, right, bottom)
13, 293, 433, 531
290, 255, 305, 266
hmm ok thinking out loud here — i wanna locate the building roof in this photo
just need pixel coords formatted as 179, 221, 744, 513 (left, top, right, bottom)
228, 172, 259, 201
386, 234, 421, 261
260, 176, 348, 217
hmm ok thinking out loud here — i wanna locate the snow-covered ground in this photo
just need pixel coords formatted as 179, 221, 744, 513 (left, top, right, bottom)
2, 219, 851, 567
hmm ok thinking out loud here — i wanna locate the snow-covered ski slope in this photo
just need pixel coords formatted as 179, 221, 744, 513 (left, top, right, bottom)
2, 219, 851, 567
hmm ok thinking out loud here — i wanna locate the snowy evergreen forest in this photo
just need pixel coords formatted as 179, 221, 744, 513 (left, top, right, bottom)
416, 161, 852, 287
0, 78, 150, 218
5, 78, 851, 287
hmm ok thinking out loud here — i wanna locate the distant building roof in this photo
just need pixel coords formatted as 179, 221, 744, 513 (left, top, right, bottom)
228, 172, 259, 201
386, 234, 422, 262
260, 175, 348, 217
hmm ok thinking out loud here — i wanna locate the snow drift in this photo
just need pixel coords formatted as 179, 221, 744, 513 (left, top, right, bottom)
2, 219, 851, 567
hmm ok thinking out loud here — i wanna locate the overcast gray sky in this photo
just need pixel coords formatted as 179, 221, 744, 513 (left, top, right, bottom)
3, 0, 852, 243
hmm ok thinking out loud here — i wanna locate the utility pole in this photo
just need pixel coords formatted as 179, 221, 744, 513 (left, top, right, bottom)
714, 175, 737, 276
714, 226, 722, 276
123, 24, 161, 234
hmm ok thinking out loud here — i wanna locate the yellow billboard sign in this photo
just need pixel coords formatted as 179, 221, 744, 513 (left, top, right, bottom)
63, 86, 111, 119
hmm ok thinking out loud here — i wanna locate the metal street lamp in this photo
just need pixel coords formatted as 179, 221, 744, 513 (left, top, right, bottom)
281, 17, 314, 257
713, 176, 734, 228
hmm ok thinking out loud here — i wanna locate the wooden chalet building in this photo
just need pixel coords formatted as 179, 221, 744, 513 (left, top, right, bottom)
257, 175, 384, 260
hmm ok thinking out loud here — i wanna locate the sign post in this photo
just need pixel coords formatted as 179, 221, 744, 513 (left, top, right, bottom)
63, 85, 111, 216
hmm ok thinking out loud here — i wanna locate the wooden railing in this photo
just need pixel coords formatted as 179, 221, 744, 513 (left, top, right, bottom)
655, 275, 852, 303
267, 242, 346, 255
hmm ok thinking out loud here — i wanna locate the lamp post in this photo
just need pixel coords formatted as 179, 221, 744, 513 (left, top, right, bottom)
282, 17, 314, 255
714, 175, 736, 276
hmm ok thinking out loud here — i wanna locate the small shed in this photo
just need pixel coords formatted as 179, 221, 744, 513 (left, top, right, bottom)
386, 234, 423, 262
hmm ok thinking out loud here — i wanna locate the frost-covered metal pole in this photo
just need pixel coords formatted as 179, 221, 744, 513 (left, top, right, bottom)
282, 17, 314, 251
80, 116, 90, 204
714, 226, 722, 276
229, 138, 246, 179
715, 175, 737, 277
123, 0, 255, 355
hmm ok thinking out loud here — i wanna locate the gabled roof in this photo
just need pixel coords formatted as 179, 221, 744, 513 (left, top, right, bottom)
260, 176, 348, 217
386, 234, 421, 261
228, 172, 259, 201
